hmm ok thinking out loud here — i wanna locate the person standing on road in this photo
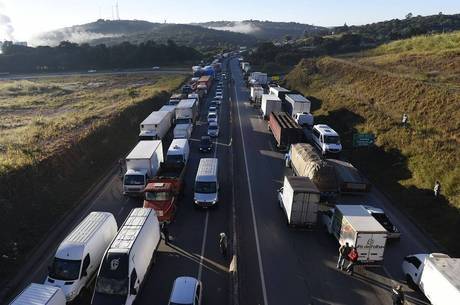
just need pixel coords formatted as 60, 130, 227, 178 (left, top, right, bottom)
391, 285, 405, 305
219, 232, 228, 256
337, 242, 351, 270
118, 158, 124, 177
401, 113, 408, 128
345, 246, 358, 275
284, 151, 291, 168
434, 180, 441, 198
162, 223, 170, 245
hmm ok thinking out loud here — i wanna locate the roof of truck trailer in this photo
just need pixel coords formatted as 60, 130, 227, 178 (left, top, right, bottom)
56, 212, 113, 260
126, 140, 162, 160
109, 208, 153, 250
270, 86, 290, 93
285, 176, 320, 194
335, 205, 387, 232
11, 284, 62, 305
262, 94, 281, 101
177, 99, 196, 108
141, 110, 170, 126
426, 254, 460, 289
159, 105, 176, 112
286, 94, 309, 103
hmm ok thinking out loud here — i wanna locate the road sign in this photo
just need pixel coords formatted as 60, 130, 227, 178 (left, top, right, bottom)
353, 133, 375, 147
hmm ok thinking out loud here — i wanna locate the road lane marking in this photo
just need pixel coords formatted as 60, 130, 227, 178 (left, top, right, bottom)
233, 64, 269, 305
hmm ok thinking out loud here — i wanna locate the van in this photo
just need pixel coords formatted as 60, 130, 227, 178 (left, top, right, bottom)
91, 208, 160, 305
311, 124, 342, 155
10, 284, 66, 305
167, 139, 190, 165
45, 212, 118, 301
194, 158, 219, 207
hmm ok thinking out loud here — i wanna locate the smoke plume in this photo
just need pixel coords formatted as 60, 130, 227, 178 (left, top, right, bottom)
30, 29, 121, 47
209, 21, 260, 34
0, 13, 15, 41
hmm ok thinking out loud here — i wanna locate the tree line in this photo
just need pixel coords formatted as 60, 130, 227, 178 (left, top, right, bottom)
0, 40, 202, 73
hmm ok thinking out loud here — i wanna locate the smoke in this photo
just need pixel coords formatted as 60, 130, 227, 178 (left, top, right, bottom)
209, 21, 260, 34
30, 29, 121, 47
0, 13, 15, 41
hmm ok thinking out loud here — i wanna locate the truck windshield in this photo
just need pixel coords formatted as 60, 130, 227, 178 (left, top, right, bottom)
195, 181, 217, 194
167, 155, 184, 164
145, 191, 171, 201
176, 118, 191, 125
95, 253, 128, 296
124, 175, 145, 186
49, 257, 81, 281
324, 136, 340, 144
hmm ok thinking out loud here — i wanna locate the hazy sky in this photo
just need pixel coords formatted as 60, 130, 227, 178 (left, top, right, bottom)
1, 0, 459, 41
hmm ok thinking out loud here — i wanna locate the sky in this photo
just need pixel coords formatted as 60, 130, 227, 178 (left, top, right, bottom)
1, 0, 459, 42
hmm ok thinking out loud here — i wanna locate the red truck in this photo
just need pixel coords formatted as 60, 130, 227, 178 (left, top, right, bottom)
143, 162, 186, 223
268, 112, 305, 150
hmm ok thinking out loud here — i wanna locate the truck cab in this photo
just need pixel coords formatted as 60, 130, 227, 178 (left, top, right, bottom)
144, 182, 177, 223
293, 112, 314, 128
123, 169, 148, 195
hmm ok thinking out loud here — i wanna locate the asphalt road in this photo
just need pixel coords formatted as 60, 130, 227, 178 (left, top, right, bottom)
4, 57, 445, 305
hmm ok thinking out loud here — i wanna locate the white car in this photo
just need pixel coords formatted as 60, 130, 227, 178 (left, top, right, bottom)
214, 94, 223, 100
216, 89, 223, 95
362, 205, 401, 239
152, 66, 160, 70
168, 276, 202, 305
207, 112, 218, 123
207, 122, 219, 137
208, 106, 217, 113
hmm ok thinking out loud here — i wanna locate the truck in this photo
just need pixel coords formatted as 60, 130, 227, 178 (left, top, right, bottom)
249, 72, 268, 86
188, 93, 200, 107
173, 123, 193, 139
402, 253, 460, 305
269, 86, 291, 102
175, 99, 198, 125
168, 93, 185, 106
293, 112, 314, 128
289, 143, 339, 198
123, 140, 164, 196
197, 75, 212, 91
241, 62, 251, 73
322, 204, 388, 263
277, 176, 321, 227
143, 139, 190, 222
261, 94, 282, 120
268, 112, 304, 151
138, 111, 172, 140
327, 159, 371, 194
284, 94, 311, 116
10, 284, 66, 305
158, 105, 177, 124
250, 86, 264, 105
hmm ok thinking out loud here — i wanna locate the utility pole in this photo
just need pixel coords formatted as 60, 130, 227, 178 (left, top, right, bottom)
116, 1, 120, 20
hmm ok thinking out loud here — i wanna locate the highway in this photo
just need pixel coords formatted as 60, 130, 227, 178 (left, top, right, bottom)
3, 57, 443, 305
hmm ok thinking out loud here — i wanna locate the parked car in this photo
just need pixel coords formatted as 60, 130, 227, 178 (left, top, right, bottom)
208, 122, 220, 137
363, 205, 401, 239
207, 112, 218, 123
199, 136, 213, 153
167, 276, 202, 305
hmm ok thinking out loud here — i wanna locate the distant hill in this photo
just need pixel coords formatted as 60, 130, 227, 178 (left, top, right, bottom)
32, 19, 258, 51
195, 20, 329, 41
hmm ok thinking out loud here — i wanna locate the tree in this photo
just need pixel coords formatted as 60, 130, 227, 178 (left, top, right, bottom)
405, 13, 413, 19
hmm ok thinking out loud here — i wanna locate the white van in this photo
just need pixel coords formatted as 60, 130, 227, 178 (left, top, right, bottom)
91, 208, 160, 305
167, 139, 190, 165
173, 123, 193, 139
311, 124, 342, 155
194, 158, 219, 207
45, 212, 118, 302
10, 284, 66, 305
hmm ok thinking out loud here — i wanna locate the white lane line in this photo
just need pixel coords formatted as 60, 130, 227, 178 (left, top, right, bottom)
233, 66, 269, 305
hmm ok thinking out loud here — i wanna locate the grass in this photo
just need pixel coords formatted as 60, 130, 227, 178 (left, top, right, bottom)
284, 32, 460, 254
0, 74, 187, 175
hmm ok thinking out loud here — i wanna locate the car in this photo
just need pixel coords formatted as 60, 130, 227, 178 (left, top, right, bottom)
214, 94, 223, 100
207, 112, 218, 123
168, 276, 202, 305
152, 66, 160, 70
87, 69, 97, 73
216, 89, 223, 95
208, 106, 217, 113
199, 136, 213, 152
362, 205, 401, 239
209, 100, 220, 108
218, 81, 223, 86
208, 122, 219, 137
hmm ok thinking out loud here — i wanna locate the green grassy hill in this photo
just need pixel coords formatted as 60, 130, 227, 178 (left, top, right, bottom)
285, 32, 460, 254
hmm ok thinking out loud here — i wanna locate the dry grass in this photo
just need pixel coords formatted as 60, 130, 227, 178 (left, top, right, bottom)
0, 74, 187, 175
285, 33, 460, 253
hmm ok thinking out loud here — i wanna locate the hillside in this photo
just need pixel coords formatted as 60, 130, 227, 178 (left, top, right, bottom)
32, 20, 258, 50
195, 20, 329, 41
285, 32, 460, 254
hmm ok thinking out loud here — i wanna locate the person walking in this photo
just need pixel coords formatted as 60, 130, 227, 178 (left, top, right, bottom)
284, 151, 291, 168
337, 242, 351, 270
162, 223, 170, 245
391, 285, 405, 305
434, 180, 441, 198
345, 246, 359, 275
401, 113, 408, 128
219, 232, 228, 256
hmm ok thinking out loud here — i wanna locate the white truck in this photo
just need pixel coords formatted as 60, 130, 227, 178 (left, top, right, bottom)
249, 72, 268, 86
92, 208, 161, 305
173, 123, 193, 139
285, 94, 311, 117
123, 140, 164, 196
250, 86, 264, 104
188, 93, 200, 107
158, 105, 177, 124
261, 94, 282, 120
175, 99, 198, 125
402, 253, 460, 305
322, 204, 388, 263
139, 111, 172, 140
269, 86, 290, 101
45, 212, 118, 302
10, 284, 66, 305
277, 176, 321, 227
293, 112, 314, 128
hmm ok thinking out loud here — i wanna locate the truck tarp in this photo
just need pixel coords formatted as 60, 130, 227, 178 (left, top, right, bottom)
327, 159, 371, 193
